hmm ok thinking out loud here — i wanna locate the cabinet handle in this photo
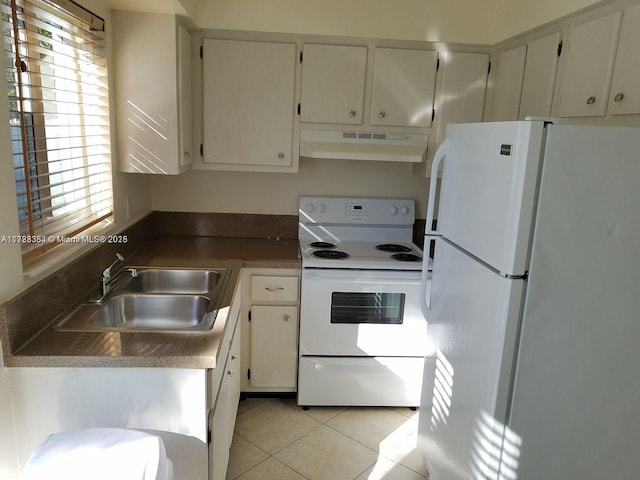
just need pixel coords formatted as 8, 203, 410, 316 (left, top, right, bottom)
586, 96, 596, 105
231, 355, 238, 360
227, 370, 234, 377
614, 93, 625, 102
265, 286, 284, 292
349, 110, 357, 117
283, 314, 290, 322
277, 152, 285, 159
378, 111, 386, 118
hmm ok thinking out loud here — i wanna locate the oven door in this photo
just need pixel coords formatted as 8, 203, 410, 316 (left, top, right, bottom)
299, 269, 427, 357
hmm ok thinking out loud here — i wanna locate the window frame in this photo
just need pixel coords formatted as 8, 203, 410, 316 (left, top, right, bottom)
2, 0, 113, 264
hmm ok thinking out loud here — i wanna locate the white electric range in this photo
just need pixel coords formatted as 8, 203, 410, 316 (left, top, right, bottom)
297, 196, 430, 407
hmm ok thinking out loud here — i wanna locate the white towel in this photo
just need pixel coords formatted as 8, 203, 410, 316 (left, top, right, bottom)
21, 428, 173, 480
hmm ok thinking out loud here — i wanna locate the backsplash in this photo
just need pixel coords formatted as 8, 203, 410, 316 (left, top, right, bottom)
154, 212, 298, 239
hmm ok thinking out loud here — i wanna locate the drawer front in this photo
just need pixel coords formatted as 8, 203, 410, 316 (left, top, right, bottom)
250, 275, 299, 302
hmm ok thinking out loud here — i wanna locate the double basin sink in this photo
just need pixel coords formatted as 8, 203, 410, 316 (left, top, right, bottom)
55, 267, 230, 333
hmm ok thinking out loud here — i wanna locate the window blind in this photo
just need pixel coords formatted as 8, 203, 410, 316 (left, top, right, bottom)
2, 0, 112, 262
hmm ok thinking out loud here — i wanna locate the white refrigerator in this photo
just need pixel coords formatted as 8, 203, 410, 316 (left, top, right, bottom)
418, 121, 640, 479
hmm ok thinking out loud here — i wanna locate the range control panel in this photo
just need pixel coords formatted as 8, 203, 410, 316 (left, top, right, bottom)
300, 196, 415, 225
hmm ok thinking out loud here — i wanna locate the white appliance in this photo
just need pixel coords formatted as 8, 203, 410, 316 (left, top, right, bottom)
418, 121, 640, 479
297, 196, 430, 406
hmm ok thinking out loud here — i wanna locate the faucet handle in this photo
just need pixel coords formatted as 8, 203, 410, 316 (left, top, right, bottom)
103, 253, 125, 279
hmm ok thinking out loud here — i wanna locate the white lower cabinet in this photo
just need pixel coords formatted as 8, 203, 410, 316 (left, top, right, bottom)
241, 269, 300, 393
250, 305, 298, 388
209, 308, 241, 480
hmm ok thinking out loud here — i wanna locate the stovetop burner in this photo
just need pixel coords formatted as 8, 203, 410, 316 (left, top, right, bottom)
312, 249, 350, 260
391, 253, 421, 262
375, 243, 412, 253
310, 241, 336, 249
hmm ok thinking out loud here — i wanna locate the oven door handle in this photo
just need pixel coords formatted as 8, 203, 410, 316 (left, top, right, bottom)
303, 272, 420, 285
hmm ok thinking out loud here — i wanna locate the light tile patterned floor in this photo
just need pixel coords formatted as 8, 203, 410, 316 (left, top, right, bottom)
227, 397, 431, 480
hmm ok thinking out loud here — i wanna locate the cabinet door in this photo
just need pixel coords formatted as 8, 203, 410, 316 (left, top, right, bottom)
519, 32, 562, 119
250, 306, 298, 388
209, 358, 232, 480
557, 12, 622, 117
491, 45, 527, 121
608, 4, 640, 115
113, 12, 181, 174
300, 44, 367, 124
434, 51, 489, 145
177, 25, 192, 168
203, 39, 296, 168
369, 48, 438, 127
227, 317, 241, 445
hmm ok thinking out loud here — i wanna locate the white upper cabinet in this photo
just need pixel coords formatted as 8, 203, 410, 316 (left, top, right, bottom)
113, 12, 192, 175
300, 44, 438, 128
557, 12, 622, 117
491, 45, 527, 121
202, 39, 297, 171
434, 51, 489, 144
518, 32, 562, 119
369, 48, 438, 127
608, 3, 640, 115
299, 44, 368, 124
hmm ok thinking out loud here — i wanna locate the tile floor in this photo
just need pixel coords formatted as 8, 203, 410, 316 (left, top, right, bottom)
226, 397, 431, 480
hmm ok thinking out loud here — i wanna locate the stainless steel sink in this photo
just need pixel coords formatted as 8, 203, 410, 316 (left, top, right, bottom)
90, 294, 211, 330
54, 267, 230, 333
118, 268, 225, 295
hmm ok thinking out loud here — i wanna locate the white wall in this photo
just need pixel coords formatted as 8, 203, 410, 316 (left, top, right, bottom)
196, 0, 499, 44
492, 0, 604, 42
151, 159, 430, 216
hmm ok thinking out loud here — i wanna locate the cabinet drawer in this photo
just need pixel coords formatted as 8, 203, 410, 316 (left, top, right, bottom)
251, 275, 298, 302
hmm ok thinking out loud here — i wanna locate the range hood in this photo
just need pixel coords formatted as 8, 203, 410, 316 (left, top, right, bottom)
300, 130, 428, 163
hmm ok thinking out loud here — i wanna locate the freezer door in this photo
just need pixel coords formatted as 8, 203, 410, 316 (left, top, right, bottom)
438, 121, 545, 275
418, 239, 524, 480
507, 125, 640, 478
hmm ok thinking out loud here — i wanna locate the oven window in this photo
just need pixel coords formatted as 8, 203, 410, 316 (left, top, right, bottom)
330, 292, 405, 324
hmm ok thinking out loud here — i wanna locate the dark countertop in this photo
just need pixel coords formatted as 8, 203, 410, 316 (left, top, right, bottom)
3, 235, 300, 368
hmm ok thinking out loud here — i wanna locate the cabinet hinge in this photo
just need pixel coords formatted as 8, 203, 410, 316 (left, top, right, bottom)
297, 103, 301, 115
200, 144, 203, 156
557, 41, 563, 57
207, 429, 211, 444
200, 45, 203, 59
488, 61, 492, 75
299, 50, 303, 63
436, 57, 440, 71
432, 109, 435, 122
247, 368, 251, 380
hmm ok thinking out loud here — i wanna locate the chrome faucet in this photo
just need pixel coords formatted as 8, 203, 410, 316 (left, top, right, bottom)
100, 253, 137, 298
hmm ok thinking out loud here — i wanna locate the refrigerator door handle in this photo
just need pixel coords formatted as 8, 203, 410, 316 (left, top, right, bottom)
425, 139, 450, 235
420, 258, 431, 316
